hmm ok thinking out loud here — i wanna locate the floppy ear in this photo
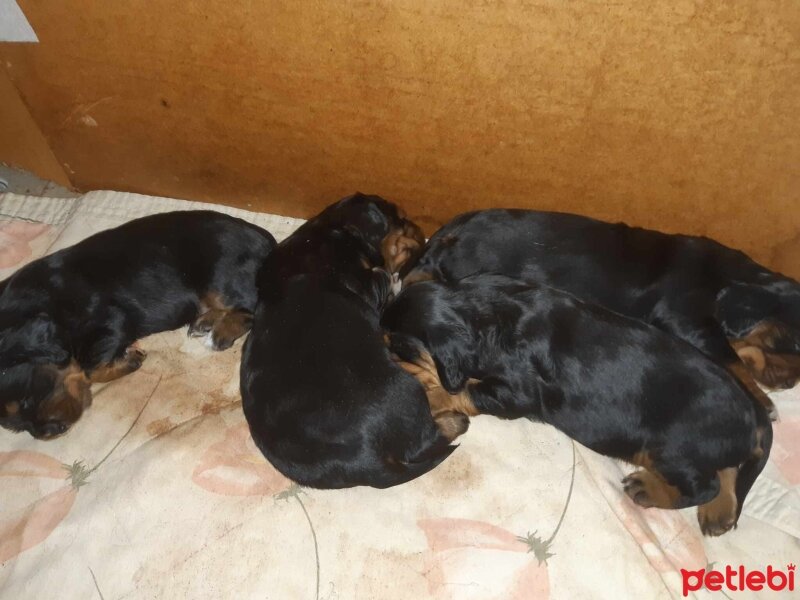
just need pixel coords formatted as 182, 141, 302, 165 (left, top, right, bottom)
0, 315, 70, 369
342, 224, 384, 266
716, 283, 780, 337
430, 335, 474, 393
356, 201, 393, 246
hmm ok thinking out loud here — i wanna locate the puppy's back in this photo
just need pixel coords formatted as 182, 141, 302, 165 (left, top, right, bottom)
242, 277, 454, 489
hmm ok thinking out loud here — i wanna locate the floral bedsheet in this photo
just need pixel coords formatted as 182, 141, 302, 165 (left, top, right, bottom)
0, 191, 797, 599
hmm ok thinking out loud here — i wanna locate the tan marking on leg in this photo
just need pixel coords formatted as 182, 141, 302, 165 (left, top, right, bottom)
697, 468, 738, 537
395, 356, 440, 391
198, 291, 228, 312
5, 401, 19, 416
192, 293, 252, 350
426, 385, 480, 418
727, 359, 777, 419
630, 450, 655, 469
89, 346, 146, 383
210, 310, 253, 350
622, 469, 682, 509
393, 349, 480, 417
393, 349, 478, 440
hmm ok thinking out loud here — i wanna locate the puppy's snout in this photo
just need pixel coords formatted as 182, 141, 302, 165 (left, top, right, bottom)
34, 420, 70, 439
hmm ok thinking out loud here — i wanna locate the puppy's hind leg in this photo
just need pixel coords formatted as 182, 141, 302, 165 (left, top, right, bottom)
696, 468, 738, 536
727, 356, 779, 421
623, 459, 720, 512
190, 292, 253, 350
209, 310, 253, 351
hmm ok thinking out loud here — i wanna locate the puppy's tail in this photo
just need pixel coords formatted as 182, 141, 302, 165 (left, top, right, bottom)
734, 408, 773, 522
372, 435, 458, 489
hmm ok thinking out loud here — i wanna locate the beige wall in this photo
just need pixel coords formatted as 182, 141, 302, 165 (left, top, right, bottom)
1, 1, 798, 274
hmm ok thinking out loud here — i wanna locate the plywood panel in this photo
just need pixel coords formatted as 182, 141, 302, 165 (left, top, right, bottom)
0, 68, 69, 186
1, 1, 798, 269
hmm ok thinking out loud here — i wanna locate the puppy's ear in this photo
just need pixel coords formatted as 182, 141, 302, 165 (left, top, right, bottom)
365, 201, 391, 228
342, 224, 384, 266
0, 315, 70, 368
716, 283, 780, 338
431, 337, 472, 393
352, 202, 393, 246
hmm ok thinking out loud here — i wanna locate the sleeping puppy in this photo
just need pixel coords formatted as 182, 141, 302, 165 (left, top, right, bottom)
240, 193, 462, 489
403, 209, 800, 417
382, 275, 773, 536
0, 211, 276, 439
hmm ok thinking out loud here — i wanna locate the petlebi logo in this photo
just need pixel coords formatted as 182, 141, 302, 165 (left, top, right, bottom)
681, 563, 795, 596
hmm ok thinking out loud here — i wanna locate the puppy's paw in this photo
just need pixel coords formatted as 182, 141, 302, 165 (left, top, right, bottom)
434, 411, 470, 442
123, 346, 147, 372
697, 506, 736, 537
622, 472, 654, 508
767, 403, 780, 422
209, 311, 253, 351
209, 330, 235, 351
697, 490, 737, 537
622, 469, 682, 509
188, 311, 219, 338
391, 272, 402, 296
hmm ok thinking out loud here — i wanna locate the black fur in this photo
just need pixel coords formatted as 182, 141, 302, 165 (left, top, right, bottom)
404, 209, 800, 372
382, 275, 772, 534
0, 210, 276, 438
241, 193, 453, 489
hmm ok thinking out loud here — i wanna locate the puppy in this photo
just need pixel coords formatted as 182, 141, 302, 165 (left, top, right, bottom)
0, 211, 276, 439
403, 209, 800, 417
240, 193, 462, 489
382, 275, 773, 536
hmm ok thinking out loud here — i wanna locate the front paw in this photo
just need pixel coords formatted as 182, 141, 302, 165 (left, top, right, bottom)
188, 310, 220, 337
124, 346, 147, 372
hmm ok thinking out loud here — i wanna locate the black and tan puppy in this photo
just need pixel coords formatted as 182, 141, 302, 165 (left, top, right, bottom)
0, 211, 276, 439
403, 209, 800, 417
382, 275, 773, 536
240, 193, 463, 489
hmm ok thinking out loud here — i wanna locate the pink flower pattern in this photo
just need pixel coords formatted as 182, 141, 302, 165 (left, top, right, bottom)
772, 416, 800, 485
192, 423, 291, 496
0, 221, 52, 269
418, 518, 550, 600
0, 451, 77, 564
